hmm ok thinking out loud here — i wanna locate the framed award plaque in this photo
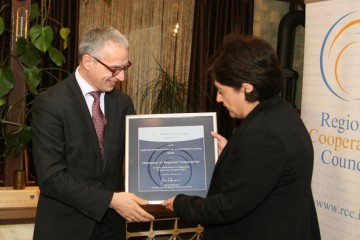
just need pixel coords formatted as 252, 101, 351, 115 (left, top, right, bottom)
125, 112, 218, 204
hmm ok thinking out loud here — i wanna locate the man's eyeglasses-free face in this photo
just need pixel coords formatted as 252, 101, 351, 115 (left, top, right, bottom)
93, 57, 132, 77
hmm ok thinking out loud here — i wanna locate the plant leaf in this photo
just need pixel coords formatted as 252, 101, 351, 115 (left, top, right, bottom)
140, 60, 189, 114
29, 24, 54, 53
15, 37, 27, 55
4, 125, 32, 158
24, 66, 40, 95
48, 45, 65, 66
60, 27, 70, 50
29, 3, 39, 20
16, 37, 41, 67
0, 96, 6, 107
0, 16, 4, 35
0, 66, 15, 98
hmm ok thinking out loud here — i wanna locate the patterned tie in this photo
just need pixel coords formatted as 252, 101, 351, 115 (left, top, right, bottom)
89, 91, 107, 158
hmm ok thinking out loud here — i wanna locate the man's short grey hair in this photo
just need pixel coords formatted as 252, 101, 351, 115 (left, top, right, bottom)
78, 25, 129, 60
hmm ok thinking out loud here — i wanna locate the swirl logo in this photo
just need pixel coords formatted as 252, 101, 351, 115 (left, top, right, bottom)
320, 12, 360, 101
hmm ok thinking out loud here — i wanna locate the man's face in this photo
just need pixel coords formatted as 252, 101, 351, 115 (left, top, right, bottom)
87, 41, 130, 92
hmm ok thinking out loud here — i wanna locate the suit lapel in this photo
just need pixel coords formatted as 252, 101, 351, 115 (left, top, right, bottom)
103, 92, 116, 170
212, 140, 231, 173
208, 127, 238, 191
67, 76, 104, 162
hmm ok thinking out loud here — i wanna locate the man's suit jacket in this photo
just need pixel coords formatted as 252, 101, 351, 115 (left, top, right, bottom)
173, 95, 321, 240
31, 72, 135, 240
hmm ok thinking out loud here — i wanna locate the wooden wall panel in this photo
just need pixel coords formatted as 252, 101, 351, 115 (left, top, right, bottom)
79, 0, 195, 113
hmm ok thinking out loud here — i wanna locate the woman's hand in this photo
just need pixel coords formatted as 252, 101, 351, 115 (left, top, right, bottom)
162, 197, 175, 211
211, 131, 228, 155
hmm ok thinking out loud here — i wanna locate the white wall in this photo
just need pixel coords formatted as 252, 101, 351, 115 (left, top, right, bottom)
0, 224, 34, 240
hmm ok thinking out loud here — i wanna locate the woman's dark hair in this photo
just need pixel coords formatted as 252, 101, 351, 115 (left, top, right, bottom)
207, 34, 283, 102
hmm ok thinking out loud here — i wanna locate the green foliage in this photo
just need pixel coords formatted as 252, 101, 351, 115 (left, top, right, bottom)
0, 16, 4, 35
0, 4, 8, 40
16, 37, 41, 67
140, 59, 192, 114
0, 66, 15, 100
29, 24, 54, 53
0, 2, 70, 158
3, 125, 32, 158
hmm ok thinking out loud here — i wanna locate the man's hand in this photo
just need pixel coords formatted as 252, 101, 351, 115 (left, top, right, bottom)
211, 131, 228, 155
109, 192, 155, 222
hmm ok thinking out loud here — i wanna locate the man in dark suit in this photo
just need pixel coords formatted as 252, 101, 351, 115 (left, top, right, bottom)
32, 26, 154, 240
163, 34, 321, 239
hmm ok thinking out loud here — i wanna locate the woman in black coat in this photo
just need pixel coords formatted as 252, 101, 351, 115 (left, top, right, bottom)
163, 34, 321, 240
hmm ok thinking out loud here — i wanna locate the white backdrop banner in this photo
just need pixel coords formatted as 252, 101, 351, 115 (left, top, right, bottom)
302, 0, 360, 239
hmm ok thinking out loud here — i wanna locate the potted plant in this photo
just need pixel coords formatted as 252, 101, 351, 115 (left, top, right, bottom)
0, 2, 69, 165
139, 58, 202, 114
